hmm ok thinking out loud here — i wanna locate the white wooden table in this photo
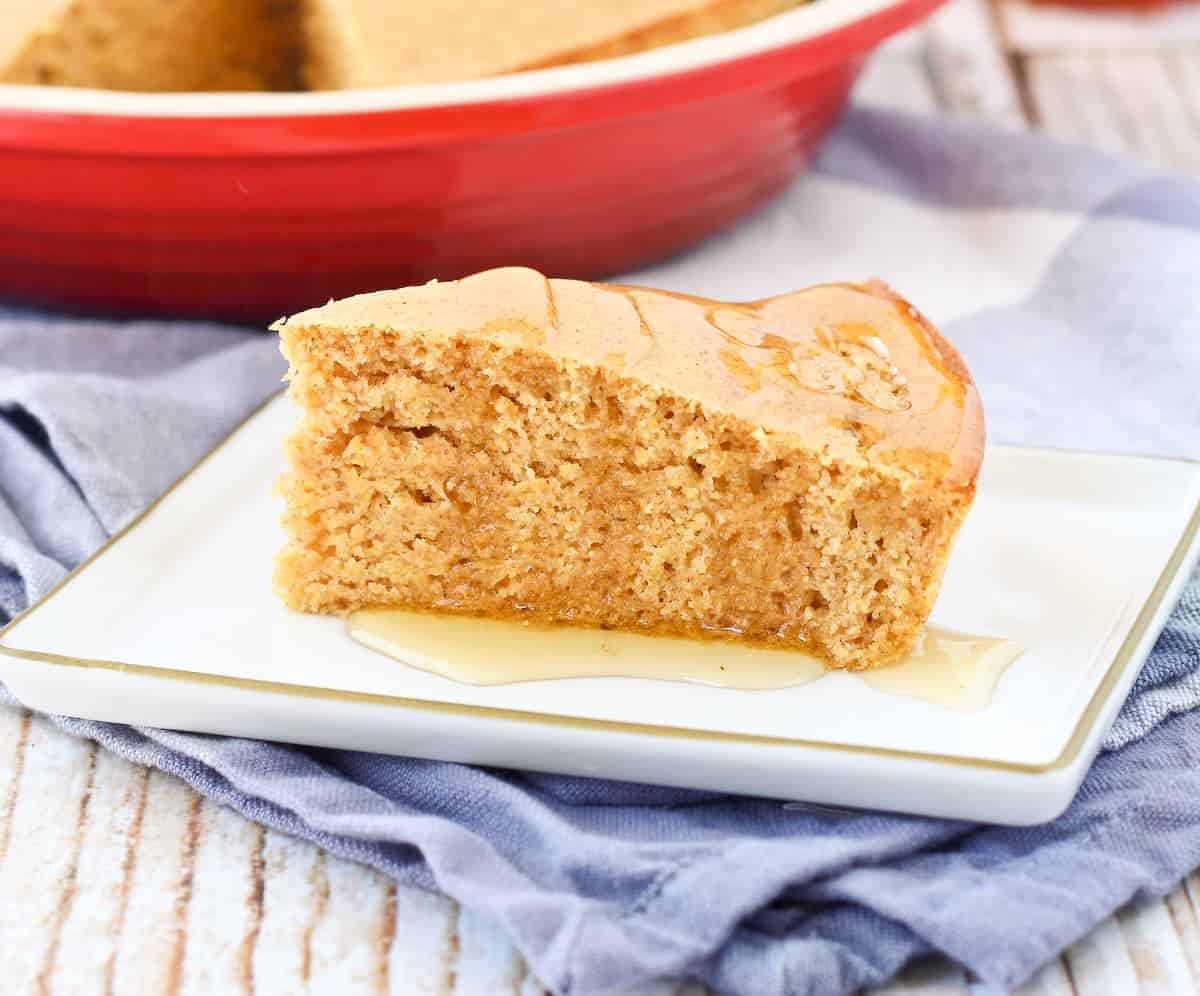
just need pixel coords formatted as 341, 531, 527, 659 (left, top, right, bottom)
3, 3, 1200, 991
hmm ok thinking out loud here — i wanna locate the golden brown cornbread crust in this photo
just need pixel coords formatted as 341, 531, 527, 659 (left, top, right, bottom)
1, 0, 298, 92
274, 268, 982, 670
854, 279, 984, 491
302, 0, 805, 89
2, 0, 807, 93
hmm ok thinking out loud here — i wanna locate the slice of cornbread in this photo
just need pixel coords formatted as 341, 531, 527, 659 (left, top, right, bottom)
0, 0, 298, 91
274, 267, 982, 670
302, 0, 805, 88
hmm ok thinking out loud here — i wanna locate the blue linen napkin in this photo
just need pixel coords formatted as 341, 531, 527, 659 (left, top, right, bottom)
1, 107, 1198, 995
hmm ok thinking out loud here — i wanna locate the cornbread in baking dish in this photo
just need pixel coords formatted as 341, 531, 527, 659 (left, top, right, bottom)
302, 0, 805, 88
0, 0, 299, 92
274, 267, 983, 670
0, 0, 806, 93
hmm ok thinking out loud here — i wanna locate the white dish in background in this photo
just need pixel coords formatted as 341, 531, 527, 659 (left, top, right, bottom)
1, 394, 1197, 825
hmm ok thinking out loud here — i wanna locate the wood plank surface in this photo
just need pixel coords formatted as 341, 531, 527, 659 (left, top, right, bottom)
1170, 873, 1200, 989
925, 0, 1027, 125
48, 754, 150, 995
2, 1, 1200, 991
1023, 49, 1200, 171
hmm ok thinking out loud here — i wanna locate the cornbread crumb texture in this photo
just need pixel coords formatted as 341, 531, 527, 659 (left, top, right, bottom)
1, 0, 806, 92
0, 0, 299, 91
303, 0, 804, 88
275, 268, 982, 670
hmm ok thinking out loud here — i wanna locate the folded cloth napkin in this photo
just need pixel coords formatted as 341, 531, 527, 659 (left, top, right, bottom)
2, 107, 1199, 996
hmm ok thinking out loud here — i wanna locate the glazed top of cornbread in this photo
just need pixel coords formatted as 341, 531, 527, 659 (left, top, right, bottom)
279, 267, 983, 488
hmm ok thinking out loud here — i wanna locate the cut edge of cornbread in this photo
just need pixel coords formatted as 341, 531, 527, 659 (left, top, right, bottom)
272, 270, 982, 670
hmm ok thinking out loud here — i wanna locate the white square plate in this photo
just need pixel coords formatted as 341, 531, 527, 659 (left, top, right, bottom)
2, 395, 1198, 824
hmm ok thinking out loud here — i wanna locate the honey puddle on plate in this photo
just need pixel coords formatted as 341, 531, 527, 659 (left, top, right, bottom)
347, 610, 1022, 712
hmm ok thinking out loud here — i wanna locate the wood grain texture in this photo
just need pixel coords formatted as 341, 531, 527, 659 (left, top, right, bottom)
46, 754, 149, 996
1024, 49, 1200, 171
251, 830, 329, 992
1013, 955, 1078, 996
1169, 874, 1200, 990
177, 801, 264, 996
1000, 0, 1200, 53
1117, 894, 1197, 996
386, 884, 461, 995
108, 771, 203, 996
453, 909, 529, 996
925, 0, 1027, 125
854, 29, 943, 113
0, 714, 95, 995
4, 4, 1200, 992
0, 707, 31, 865
1064, 916, 1142, 995
854, 49, 943, 115
305, 850, 396, 991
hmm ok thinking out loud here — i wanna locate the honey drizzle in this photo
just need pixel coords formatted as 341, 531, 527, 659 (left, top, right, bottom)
862, 630, 1022, 711
543, 274, 560, 333
347, 609, 1022, 713
701, 307, 912, 413
718, 349, 763, 393
624, 291, 656, 337
303, 268, 978, 487
430, 268, 979, 487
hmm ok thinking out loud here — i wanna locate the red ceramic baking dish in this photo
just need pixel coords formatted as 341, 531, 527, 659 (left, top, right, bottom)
0, 0, 941, 322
